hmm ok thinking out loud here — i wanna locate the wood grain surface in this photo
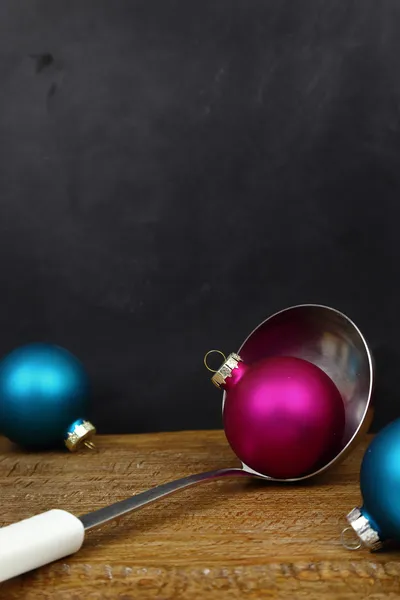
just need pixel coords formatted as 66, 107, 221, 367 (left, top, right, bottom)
0, 431, 399, 600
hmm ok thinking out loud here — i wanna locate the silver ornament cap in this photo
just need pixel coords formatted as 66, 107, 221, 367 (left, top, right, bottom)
346, 507, 383, 551
211, 352, 243, 389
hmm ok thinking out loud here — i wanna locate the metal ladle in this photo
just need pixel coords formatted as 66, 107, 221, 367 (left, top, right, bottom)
0, 304, 373, 582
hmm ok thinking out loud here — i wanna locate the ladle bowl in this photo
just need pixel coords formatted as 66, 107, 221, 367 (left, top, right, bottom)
232, 303, 374, 480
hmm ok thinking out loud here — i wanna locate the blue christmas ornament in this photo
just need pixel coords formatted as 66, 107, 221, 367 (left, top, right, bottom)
0, 343, 96, 451
346, 418, 400, 550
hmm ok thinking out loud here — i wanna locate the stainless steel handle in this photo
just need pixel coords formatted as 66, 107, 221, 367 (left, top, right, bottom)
79, 467, 250, 531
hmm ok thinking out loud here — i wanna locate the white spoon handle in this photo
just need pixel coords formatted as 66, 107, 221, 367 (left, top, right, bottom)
0, 509, 84, 582
0, 468, 252, 582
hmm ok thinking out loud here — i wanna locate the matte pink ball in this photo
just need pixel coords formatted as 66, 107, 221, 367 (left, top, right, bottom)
223, 356, 345, 479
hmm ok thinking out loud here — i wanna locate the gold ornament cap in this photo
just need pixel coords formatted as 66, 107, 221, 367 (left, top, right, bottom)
65, 420, 96, 452
203, 351, 243, 389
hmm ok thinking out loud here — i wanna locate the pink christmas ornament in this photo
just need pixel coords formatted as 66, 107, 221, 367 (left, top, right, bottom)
213, 354, 345, 479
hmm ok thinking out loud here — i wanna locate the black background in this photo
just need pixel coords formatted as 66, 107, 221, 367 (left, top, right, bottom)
0, 1, 398, 434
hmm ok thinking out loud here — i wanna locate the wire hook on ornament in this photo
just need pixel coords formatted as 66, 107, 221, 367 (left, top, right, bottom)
340, 526, 362, 550
203, 350, 227, 373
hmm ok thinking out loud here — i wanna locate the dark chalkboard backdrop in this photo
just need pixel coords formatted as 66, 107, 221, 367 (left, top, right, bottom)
0, 1, 398, 434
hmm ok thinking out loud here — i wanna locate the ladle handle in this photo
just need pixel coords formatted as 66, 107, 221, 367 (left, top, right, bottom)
0, 509, 85, 583
0, 467, 251, 582
80, 467, 250, 530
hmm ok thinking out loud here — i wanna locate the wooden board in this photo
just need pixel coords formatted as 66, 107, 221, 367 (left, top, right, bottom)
0, 432, 399, 600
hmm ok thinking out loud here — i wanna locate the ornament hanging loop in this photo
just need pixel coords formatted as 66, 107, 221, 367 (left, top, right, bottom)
340, 526, 362, 550
203, 350, 227, 373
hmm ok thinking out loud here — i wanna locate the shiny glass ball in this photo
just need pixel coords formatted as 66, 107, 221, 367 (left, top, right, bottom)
360, 418, 400, 542
223, 356, 345, 479
0, 343, 90, 448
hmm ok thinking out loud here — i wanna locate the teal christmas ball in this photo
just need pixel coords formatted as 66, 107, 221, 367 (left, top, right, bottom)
0, 343, 95, 450
347, 418, 400, 549
360, 418, 400, 543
